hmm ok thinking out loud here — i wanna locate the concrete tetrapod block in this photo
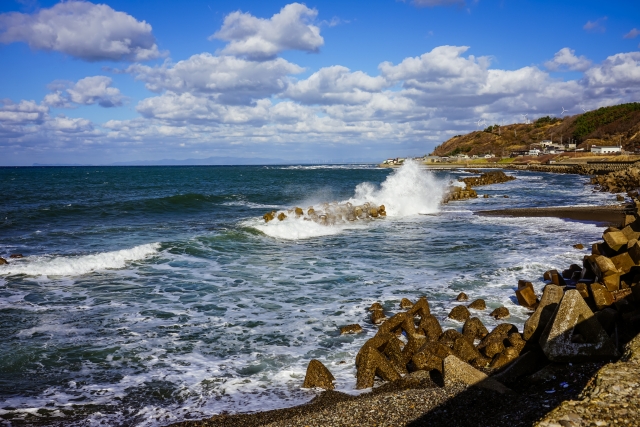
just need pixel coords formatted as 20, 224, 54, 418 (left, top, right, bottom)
442, 355, 511, 394
538, 290, 619, 362
302, 359, 335, 390
603, 230, 628, 251
523, 284, 564, 341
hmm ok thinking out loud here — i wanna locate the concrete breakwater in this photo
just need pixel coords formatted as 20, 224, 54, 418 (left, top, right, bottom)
297, 189, 640, 426
262, 202, 386, 225
442, 170, 515, 203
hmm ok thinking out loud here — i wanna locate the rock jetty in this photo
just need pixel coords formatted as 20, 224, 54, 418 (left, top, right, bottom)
443, 170, 515, 203
293, 198, 640, 424
263, 202, 386, 225
591, 165, 640, 194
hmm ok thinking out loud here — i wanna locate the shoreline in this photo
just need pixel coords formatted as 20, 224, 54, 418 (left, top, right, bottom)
171, 169, 640, 427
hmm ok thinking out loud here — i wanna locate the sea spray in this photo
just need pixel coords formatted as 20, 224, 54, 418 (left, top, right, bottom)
253, 160, 447, 239
0, 243, 161, 277
347, 159, 446, 217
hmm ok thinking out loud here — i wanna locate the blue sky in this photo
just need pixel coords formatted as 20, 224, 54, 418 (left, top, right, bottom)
1, 0, 639, 165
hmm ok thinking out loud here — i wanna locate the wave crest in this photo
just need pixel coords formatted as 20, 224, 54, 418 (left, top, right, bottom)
0, 243, 161, 277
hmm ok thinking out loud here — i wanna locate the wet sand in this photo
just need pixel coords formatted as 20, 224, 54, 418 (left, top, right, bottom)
476, 205, 628, 226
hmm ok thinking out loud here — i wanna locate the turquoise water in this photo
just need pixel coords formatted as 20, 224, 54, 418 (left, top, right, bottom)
0, 164, 615, 426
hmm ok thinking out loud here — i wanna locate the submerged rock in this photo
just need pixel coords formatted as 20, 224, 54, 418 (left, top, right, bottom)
448, 305, 470, 321
340, 324, 363, 335
455, 292, 469, 301
468, 299, 486, 310
0, 257, 7, 265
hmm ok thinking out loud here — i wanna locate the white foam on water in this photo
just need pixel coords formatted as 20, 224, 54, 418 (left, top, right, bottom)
250, 216, 358, 240
0, 243, 161, 277
346, 159, 446, 217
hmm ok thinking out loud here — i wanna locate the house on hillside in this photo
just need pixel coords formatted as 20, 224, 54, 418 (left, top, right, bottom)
591, 146, 622, 154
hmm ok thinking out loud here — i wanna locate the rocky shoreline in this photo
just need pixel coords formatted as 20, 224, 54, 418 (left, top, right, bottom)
170, 166, 640, 427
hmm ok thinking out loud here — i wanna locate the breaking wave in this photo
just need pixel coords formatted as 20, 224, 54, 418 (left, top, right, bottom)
0, 243, 161, 277
252, 160, 446, 239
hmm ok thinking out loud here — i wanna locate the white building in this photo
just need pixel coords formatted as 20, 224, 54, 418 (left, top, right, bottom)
528, 149, 541, 156
591, 146, 622, 154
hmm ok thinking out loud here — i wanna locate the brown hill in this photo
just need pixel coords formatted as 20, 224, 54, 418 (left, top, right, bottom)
430, 103, 640, 157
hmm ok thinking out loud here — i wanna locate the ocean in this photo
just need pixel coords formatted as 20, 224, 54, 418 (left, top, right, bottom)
0, 162, 616, 426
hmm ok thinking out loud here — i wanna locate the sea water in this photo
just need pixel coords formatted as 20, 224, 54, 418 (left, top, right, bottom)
0, 163, 616, 426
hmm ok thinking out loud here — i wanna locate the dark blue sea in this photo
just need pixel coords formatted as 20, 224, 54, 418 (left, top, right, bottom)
0, 163, 615, 425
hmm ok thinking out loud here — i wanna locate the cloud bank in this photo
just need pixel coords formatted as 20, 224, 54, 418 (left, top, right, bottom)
0, 1, 160, 61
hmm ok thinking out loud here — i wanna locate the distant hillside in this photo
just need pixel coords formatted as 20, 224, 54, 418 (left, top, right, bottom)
430, 103, 640, 157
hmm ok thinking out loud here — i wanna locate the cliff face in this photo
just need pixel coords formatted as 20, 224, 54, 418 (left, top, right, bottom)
430, 103, 640, 157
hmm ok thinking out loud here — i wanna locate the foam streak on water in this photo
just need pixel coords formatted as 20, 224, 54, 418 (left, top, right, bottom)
0, 165, 617, 426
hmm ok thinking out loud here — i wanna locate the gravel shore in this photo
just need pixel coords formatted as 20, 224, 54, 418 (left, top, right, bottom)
170, 361, 606, 427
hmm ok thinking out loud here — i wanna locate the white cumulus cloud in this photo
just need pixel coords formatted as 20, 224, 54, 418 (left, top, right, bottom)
284, 66, 388, 105
545, 48, 592, 72
43, 76, 124, 107
128, 54, 303, 105
0, 1, 161, 62
211, 3, 324, 60
583, 52, 640, 88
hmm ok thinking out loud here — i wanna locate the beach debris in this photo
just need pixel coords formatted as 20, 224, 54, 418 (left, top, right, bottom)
340, 324, 363, 335
448, 305, 470, 321
468, 299, 486, 310
0, 257, 7, 265
456, 292, 469, 301
490, 307, 510, 319
302, 359, 335, 390
538, 290, 619, 362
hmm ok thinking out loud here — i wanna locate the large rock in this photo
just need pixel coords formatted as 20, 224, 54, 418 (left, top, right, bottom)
456, 292, 469, 301
489, 347, 520, 370
453, 336, 481, 362
523, 284, 564, 341
515, 281, 539, 309
448, 305, 470, 321
356, 347, 401, 389
492, 350, 543, 384
490, 307, 510, 319
408, 296, 430, 318
419, 315, 443, 341
611, 252, 636, 275
594, 255, 619, 279
462, 317, 488, 342
0, 257, 7, 265
442, 355, 511, 393
355, 332, 393, 367
370, 309, 386, 325
302, 360, 335, 390
539, 290, 619, 362
340, 324, 363, 334
627, 238, 640, 263
468, 299, 486, 310
411, 349, 443, 373
400, 298, 413, 309
603, 230, 628, 251
590, 283, 614, 310
383, 336, 408, 375
401, 335, 427, 364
